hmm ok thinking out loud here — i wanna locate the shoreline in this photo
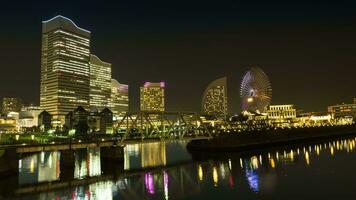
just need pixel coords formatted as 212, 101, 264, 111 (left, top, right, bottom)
187, 125, 356, 153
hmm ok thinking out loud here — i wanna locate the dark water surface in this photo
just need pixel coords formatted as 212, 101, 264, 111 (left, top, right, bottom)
3, 137, 356, 200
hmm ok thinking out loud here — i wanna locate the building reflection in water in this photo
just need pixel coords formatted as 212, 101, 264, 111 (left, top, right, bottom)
74, 147, 101, 179
145, 172, 155, 194
13, 137, 356, 200
19, 151, 60, 185
141, 142, 166, 168
124, 141, 191, 171
245, 168, 259, 193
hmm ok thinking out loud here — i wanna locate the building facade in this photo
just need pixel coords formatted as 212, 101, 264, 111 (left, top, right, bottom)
328, 103, 356, 118
140, 82, 165, 112
267, 105, 297, 120
201, 77, 228, 116
89, 54, 111, 111
18, 106, 42, 129
40, 15, 91, 125
1, 97, 23, 114
110, 79, 129, 117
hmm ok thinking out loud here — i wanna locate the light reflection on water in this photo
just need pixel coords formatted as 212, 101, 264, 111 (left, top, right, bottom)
12, 136, 356, 199
74, 147, 101, 179
18, 151, 60, 185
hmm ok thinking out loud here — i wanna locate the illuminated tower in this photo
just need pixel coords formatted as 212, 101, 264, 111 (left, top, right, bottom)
89, 54, 111, 111
140, 82, 165, 112
201, 77, 228, 116
110, 79, 129, 117
40, 15, 91, 124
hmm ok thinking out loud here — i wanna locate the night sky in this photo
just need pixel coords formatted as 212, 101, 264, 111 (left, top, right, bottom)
1, 1, 356, 113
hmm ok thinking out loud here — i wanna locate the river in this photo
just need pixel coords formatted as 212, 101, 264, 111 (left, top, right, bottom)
3, 136, 356, 199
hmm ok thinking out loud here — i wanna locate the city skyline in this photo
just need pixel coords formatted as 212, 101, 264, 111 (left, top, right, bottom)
1, 1, 356, 113
0, 2, 356, 199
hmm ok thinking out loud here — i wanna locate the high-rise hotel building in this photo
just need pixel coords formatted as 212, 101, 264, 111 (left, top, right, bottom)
140, 82, 165, 112
40, 16, 91, 124
89, 54, 111, 111
201, 77, 228, 116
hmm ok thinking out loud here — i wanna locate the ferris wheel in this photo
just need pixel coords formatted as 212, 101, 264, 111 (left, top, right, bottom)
240, 67, 272, 113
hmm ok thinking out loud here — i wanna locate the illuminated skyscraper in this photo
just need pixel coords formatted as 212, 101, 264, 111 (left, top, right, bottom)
89, 54, 111, 111
40, 15, 91, 124
201, 77, 228, 116
110, 79, 129, 116
140, 82, 165, 112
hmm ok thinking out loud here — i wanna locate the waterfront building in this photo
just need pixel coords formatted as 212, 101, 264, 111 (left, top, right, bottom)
65, 106, 89, 134
140, 82, 165, 112
87, 109, 101, 132
267, 105, 297, 127
110, 79, 129, 117
297, 112, 332, 127
240, 67, 272, 113
38, 111, 52, 132
18, 106, 42, 129
40, 15, 91, 125
201, 77, 228, 117
89, 54, 111, 111
1, 97, 23, 114
0, 116, 18, 133
99, 107, 113, 134
328, 102, 356, 119
267, 105, 296, 119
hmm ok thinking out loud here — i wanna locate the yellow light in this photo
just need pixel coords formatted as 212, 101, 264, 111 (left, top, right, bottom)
247, 97, 254, 103
290, 150, 294, 161
270, 158, 276, 169
198, 165, 204, 181
31, 135, 35, 140
15, 135, 20, 141
305, 152, 310, 165
330, 146, 334, 156
251, 156, 259, 169
213, 167, 218, 187
30, 158, 34, 173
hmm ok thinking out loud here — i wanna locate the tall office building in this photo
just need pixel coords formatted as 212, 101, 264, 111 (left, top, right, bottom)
201, 77, 228, 116
40, 15, 91, 124
110, 79, 129, 116
140, 82, 165, 112
89, 54, 111, 111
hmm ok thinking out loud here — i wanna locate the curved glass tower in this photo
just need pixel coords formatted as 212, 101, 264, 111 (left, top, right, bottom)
201, 77, 228, 116
40, 15, 91, 124
89, 54, 111, 111
240, 67, 272, 113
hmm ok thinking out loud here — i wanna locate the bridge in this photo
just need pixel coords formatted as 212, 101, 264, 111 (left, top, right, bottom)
116, 111, 212, 142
